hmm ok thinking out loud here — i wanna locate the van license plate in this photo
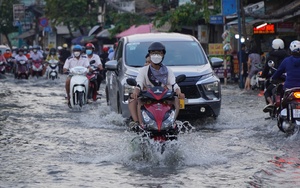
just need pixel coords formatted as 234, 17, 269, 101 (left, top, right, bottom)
179, 98, 185, 109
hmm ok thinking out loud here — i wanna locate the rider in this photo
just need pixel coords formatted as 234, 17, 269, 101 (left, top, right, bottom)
85, 43, 103, 94
14, 48, 29, 78
262, 38, 289, 112
128, 42, 185, 129
0, 50, 7, 65
44, 48, 59, 76
271, 40, 300, 103
63, 45, 90, 108
30, 45, 44, 76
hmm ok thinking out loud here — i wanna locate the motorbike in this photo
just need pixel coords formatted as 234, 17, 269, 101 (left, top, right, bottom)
5, 57, 14, 73
126, 74, 186, 154
86, 60, 100, 101
15, 60, 30, 79
46, 59, 59, 80
69, 66, 89, 108
0, 61, 5, 74
31, 59, 44, 78
251, 65, 265, 91
267, 60, 300, 134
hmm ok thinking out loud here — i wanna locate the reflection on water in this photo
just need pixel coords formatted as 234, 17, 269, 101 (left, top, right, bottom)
1, 75, 300, 187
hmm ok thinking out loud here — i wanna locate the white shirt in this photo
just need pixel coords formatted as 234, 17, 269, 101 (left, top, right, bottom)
14, 54, 28, 62
136, 65, 180, 91
63, 55, 90, 70
87, 54, 102, 67
30, 51, 44, 61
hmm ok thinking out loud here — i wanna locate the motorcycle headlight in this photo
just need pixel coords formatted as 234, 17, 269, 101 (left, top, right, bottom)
142, 110, 156, 130
162, 110, 175, 129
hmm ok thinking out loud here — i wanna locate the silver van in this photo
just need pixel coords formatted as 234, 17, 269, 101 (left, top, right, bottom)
105, 33, 223, 119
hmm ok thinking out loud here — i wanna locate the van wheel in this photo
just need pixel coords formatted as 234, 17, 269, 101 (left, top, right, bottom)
105, 86, 110, 106
117, 93, 122, 114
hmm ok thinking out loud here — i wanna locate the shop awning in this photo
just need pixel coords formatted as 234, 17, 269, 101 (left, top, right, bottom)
16, 29, 36, 39
55, 25, 69, 34
96, 29, 110, 38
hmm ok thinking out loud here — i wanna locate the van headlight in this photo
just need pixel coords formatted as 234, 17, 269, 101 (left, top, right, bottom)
123, 83, 135, 101
204, 81, 219, 93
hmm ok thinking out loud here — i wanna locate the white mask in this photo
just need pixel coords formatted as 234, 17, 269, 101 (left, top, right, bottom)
73, 51, 81, 57
150, 54, 163, 64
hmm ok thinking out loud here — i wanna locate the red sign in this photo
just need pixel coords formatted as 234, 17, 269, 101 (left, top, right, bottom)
39, 18, 48, 27
253, 23, 275, 34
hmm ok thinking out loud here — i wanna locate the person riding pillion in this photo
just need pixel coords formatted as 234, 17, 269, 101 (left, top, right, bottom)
128, 42, 185, 129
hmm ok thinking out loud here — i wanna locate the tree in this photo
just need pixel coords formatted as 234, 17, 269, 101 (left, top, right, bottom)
152, 0, 221, 36
0, 0, 20, 48
44, 0, 99, 38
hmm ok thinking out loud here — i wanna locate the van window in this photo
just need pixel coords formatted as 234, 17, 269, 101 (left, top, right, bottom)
125, 41, 207, 67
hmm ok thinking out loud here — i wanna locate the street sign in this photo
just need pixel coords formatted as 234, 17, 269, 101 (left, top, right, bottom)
13, 4, 25, 21
222, 0, 237, 16
210, 15, 224, 24
39, 18, 48, 27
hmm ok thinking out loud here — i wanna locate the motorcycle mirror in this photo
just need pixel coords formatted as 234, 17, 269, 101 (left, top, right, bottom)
126, 78, 137, 86
176, 74, 186, 83
90, 60, 96, 64
268, 60, 275, 68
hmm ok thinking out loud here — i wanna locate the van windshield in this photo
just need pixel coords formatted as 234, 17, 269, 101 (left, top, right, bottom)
125, 41, 208, 67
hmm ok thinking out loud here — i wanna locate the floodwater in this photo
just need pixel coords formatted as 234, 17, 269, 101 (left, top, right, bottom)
1, 74, 300, 188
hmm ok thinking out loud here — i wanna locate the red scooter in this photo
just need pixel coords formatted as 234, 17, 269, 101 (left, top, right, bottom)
86, 60, 100, 101
126, 74, 186, 153
31, 59, 43, 78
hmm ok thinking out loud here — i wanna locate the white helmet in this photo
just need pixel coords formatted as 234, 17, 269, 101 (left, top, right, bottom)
57, 46, 62, 50
272, 39, 284, 50
290, 40, 300, 52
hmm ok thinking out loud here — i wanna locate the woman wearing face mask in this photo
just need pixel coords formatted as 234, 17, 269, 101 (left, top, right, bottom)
85, 43, 103, 95
128, 42, 185, 130
44, 48, 59, 76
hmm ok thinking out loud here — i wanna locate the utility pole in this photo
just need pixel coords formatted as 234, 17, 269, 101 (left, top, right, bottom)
237, 0, 243, 89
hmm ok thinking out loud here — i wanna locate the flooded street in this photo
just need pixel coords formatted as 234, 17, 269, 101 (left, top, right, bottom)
1, 74, 300, 188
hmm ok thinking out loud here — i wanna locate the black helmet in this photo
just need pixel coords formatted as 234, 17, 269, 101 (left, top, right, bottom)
50, 48, 56, 55
148, 42, 166, 55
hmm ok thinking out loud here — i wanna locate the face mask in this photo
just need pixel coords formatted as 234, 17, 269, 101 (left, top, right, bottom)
150, 54, 163, 64
86, 49, 92, 55
73, 51, 81, 57
50, 52, 55, 55
33, 49, 37, 53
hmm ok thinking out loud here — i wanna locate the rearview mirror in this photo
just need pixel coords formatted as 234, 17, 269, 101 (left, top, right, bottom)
176, 74, 186, 83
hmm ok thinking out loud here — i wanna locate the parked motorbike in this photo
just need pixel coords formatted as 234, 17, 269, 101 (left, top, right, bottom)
86, 60, 99, 101
46, 59, 59, 80
251, 69, 265, 91
69, 66, 89, 108
0, 61, 5, 74
126, 74, 186, 154
31, 59, 44, 78
15, 60, 29, 79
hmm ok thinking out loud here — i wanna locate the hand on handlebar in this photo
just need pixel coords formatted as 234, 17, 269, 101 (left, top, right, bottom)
130, 88, 140, 99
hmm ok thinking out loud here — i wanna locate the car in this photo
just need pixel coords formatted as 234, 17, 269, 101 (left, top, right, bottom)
105, 32, 223, 120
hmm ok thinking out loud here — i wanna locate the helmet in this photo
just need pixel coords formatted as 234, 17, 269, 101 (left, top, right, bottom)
29, 45, 33, 50
73, 45, 82, 51
290, 40, 300, 52
50, 48, 56, 54
57, 46, 62, 50
103, 47, 109, 52
272, 39, 284, 50
148, 42, 166, 54
86, 43, 95, 49
33, 45, 39, 49
63, 43, 68, 48
23, 46, 27, 50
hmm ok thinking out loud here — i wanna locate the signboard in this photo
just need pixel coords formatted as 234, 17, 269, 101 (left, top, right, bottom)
39, 18, 48, 27
210, 15, 223, 25
13, 4, 25, 21
253, 23, 275, 34
222, 0, 237, 16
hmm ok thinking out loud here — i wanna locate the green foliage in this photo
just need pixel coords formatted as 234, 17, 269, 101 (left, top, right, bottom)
44, 0, 98, 33
106, 11, 149, 37
0, 0, 20, 34
153, 0, 221, 32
